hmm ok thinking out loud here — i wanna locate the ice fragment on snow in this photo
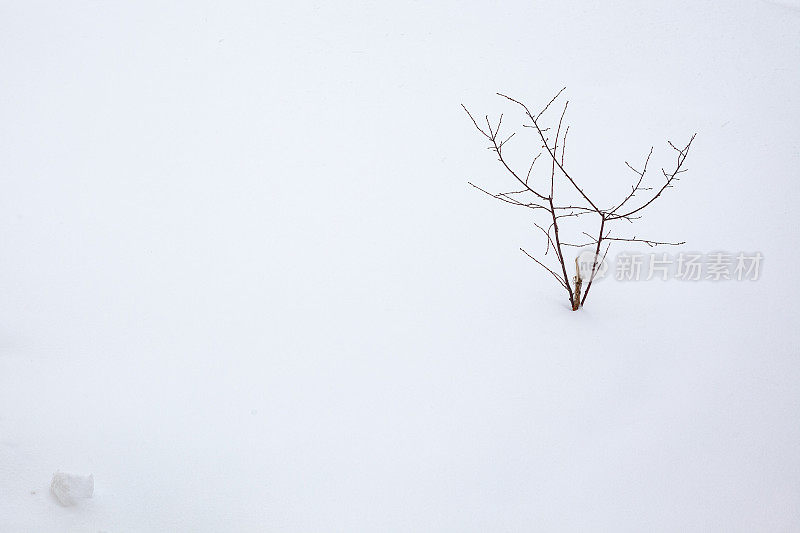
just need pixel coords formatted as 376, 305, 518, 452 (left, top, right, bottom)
50, 472, 93, 506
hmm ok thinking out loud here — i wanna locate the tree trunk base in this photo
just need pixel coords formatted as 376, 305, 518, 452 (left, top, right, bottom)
572, 257, 583, 311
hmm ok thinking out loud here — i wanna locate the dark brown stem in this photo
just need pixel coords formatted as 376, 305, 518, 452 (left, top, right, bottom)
580, 215, 605, 306
547, 196, 574, 306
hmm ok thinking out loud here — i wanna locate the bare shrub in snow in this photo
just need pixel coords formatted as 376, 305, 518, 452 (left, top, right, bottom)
463, 89, 695, 310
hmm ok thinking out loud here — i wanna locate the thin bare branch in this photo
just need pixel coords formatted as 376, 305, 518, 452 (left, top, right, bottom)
525, 153, 542, 185
609, 147, 653, 214
608, 134, 696, 220
520, 248, 568, 289
462, 103, 550, 202
533, 222, 556, 255
497, 92, 602, 213
536, 87, 567, 120
467, 182, 547, 210
551, 100, 569, 196
602, 236, 686, 247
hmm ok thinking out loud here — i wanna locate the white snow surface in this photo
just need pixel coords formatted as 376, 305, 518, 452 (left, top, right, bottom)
1, 1, 799, 531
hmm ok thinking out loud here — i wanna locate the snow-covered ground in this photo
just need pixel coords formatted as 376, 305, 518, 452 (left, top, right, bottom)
1, 1, 799, 531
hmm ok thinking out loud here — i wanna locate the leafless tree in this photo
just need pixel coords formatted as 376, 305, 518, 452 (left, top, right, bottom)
463, 89, 695, 310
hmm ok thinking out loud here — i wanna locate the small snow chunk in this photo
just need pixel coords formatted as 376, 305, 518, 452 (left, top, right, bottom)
50, 472, 93, 506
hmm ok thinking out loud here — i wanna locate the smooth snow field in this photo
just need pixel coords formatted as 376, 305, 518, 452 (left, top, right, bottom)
1, 1, 799, 531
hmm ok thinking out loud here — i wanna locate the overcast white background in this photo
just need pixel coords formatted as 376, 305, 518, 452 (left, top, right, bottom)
1, 1, 799, 531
